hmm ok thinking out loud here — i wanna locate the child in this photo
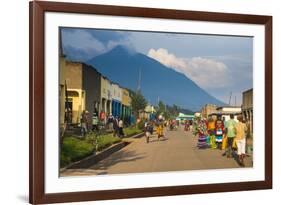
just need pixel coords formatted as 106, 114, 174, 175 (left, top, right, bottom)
215, 116, 225, 149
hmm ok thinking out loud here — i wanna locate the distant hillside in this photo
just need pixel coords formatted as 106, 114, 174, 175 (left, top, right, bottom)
86, 45, 225, 111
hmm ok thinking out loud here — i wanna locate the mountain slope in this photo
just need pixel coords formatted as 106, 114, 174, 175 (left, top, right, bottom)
86, 46, 225, 111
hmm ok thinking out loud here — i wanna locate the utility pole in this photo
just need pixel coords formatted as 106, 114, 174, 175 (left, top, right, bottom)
137, 67, 142, 92
229, 91, 232, 105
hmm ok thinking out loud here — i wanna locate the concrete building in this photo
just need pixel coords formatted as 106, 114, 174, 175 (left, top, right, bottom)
65, 61, 101, 124
139, 104, 156, 120
82, 64, 101, 118
121, 87, 132, 123
242, 88, 253, 135
194, 112, 201, 117
59, 55, 66, 130
111, 83, 122, 118
201, 104, 217, 119
100, 76, 112, 120
59, 30, 67, 132
211, 106, 242, 121
176, 113, 194, 122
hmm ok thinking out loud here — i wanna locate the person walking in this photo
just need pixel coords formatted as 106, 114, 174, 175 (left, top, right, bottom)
215, 116, 224, 149
192, 117, 199, 137
118, 118, 124, 137
92, 112, 99, 132
107, 114, 114, 131
235, 115, 248, 166
80, 110, 88, 137
197, 118, 208, 149
223, 114, 237, 158
145, 121, 153, 143
184, 120, 190, 131
113, 117, 119, 137
207, 117, 216, 149
156, 121, 165, 140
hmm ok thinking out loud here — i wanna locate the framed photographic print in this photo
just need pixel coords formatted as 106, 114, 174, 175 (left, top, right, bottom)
29, 1, 272, 204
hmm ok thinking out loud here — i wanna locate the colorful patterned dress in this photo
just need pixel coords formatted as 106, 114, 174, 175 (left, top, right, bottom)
215, 119, 225, 145
197, 119, 208, 149
207, 120, 216, 148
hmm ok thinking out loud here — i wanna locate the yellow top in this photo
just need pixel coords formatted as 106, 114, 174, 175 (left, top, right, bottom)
208, 121, 215, 130
156, 125, 164, 135
235, 122, 247, 140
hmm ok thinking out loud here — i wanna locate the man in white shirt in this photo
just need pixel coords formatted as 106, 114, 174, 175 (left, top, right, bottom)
118, 119, 124, 137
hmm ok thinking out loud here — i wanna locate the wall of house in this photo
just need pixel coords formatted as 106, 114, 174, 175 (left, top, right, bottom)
242, 89, 253, 135
59, 56, 66, 129
221, 107, 242, 112
65, 61, 84, 124
242, 89, 253, 109
67, 89, 85, 124
112, 83, 122, 117
121, 88, 131, 106
82, 64, 101, 119
201, 104, 217, 118
65, 61, 82, 89
100, 76, 112, 117
112, 83, 122, 102
121, 88, 132, 121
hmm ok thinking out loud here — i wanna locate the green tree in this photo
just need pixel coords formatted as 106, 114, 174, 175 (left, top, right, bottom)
156, 101, 172, 119
155, 100, 164, 116
130, 90, 147, 118
170, 104, 180, 117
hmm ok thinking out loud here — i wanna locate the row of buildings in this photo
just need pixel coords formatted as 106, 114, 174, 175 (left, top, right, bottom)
59, 55, 132, 130
199, 88, 253, 135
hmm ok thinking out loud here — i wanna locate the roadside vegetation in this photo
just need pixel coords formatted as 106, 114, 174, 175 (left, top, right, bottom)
60, 127, 143, 168
124, 126, 143, 137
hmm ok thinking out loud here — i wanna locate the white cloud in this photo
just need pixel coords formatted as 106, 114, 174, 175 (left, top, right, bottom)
106, 39, 135, 53
147, 48, 230, 89
63, 29, 106, 57
62, 29, 135, 61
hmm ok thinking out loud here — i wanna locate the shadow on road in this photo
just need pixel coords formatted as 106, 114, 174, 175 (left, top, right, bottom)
88, 149, 146, 171
147, 137, 168, 143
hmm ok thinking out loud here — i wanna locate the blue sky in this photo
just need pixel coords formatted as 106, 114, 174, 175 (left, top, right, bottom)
61, 27, 253, 105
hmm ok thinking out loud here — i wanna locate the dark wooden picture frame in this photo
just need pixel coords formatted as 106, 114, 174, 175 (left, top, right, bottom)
29, 1, 272, 204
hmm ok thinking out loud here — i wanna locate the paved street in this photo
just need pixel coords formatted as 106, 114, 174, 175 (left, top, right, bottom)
61, 126, 252, 176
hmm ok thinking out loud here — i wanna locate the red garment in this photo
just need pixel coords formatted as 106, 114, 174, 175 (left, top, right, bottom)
215, 119, 224, 134
100, 112, 105, 120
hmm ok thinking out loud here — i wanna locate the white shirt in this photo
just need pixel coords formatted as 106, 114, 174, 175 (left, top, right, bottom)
118, 120, 123, 128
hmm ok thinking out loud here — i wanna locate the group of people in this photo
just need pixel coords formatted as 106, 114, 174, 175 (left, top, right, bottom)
184, 120, 192, 131
144, 119, 166, 143
168, 119, 179, 131
193, 114, 249, 166
111, 116, 125, 138
80, 110, 125, 138
80, 110, 91, 136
